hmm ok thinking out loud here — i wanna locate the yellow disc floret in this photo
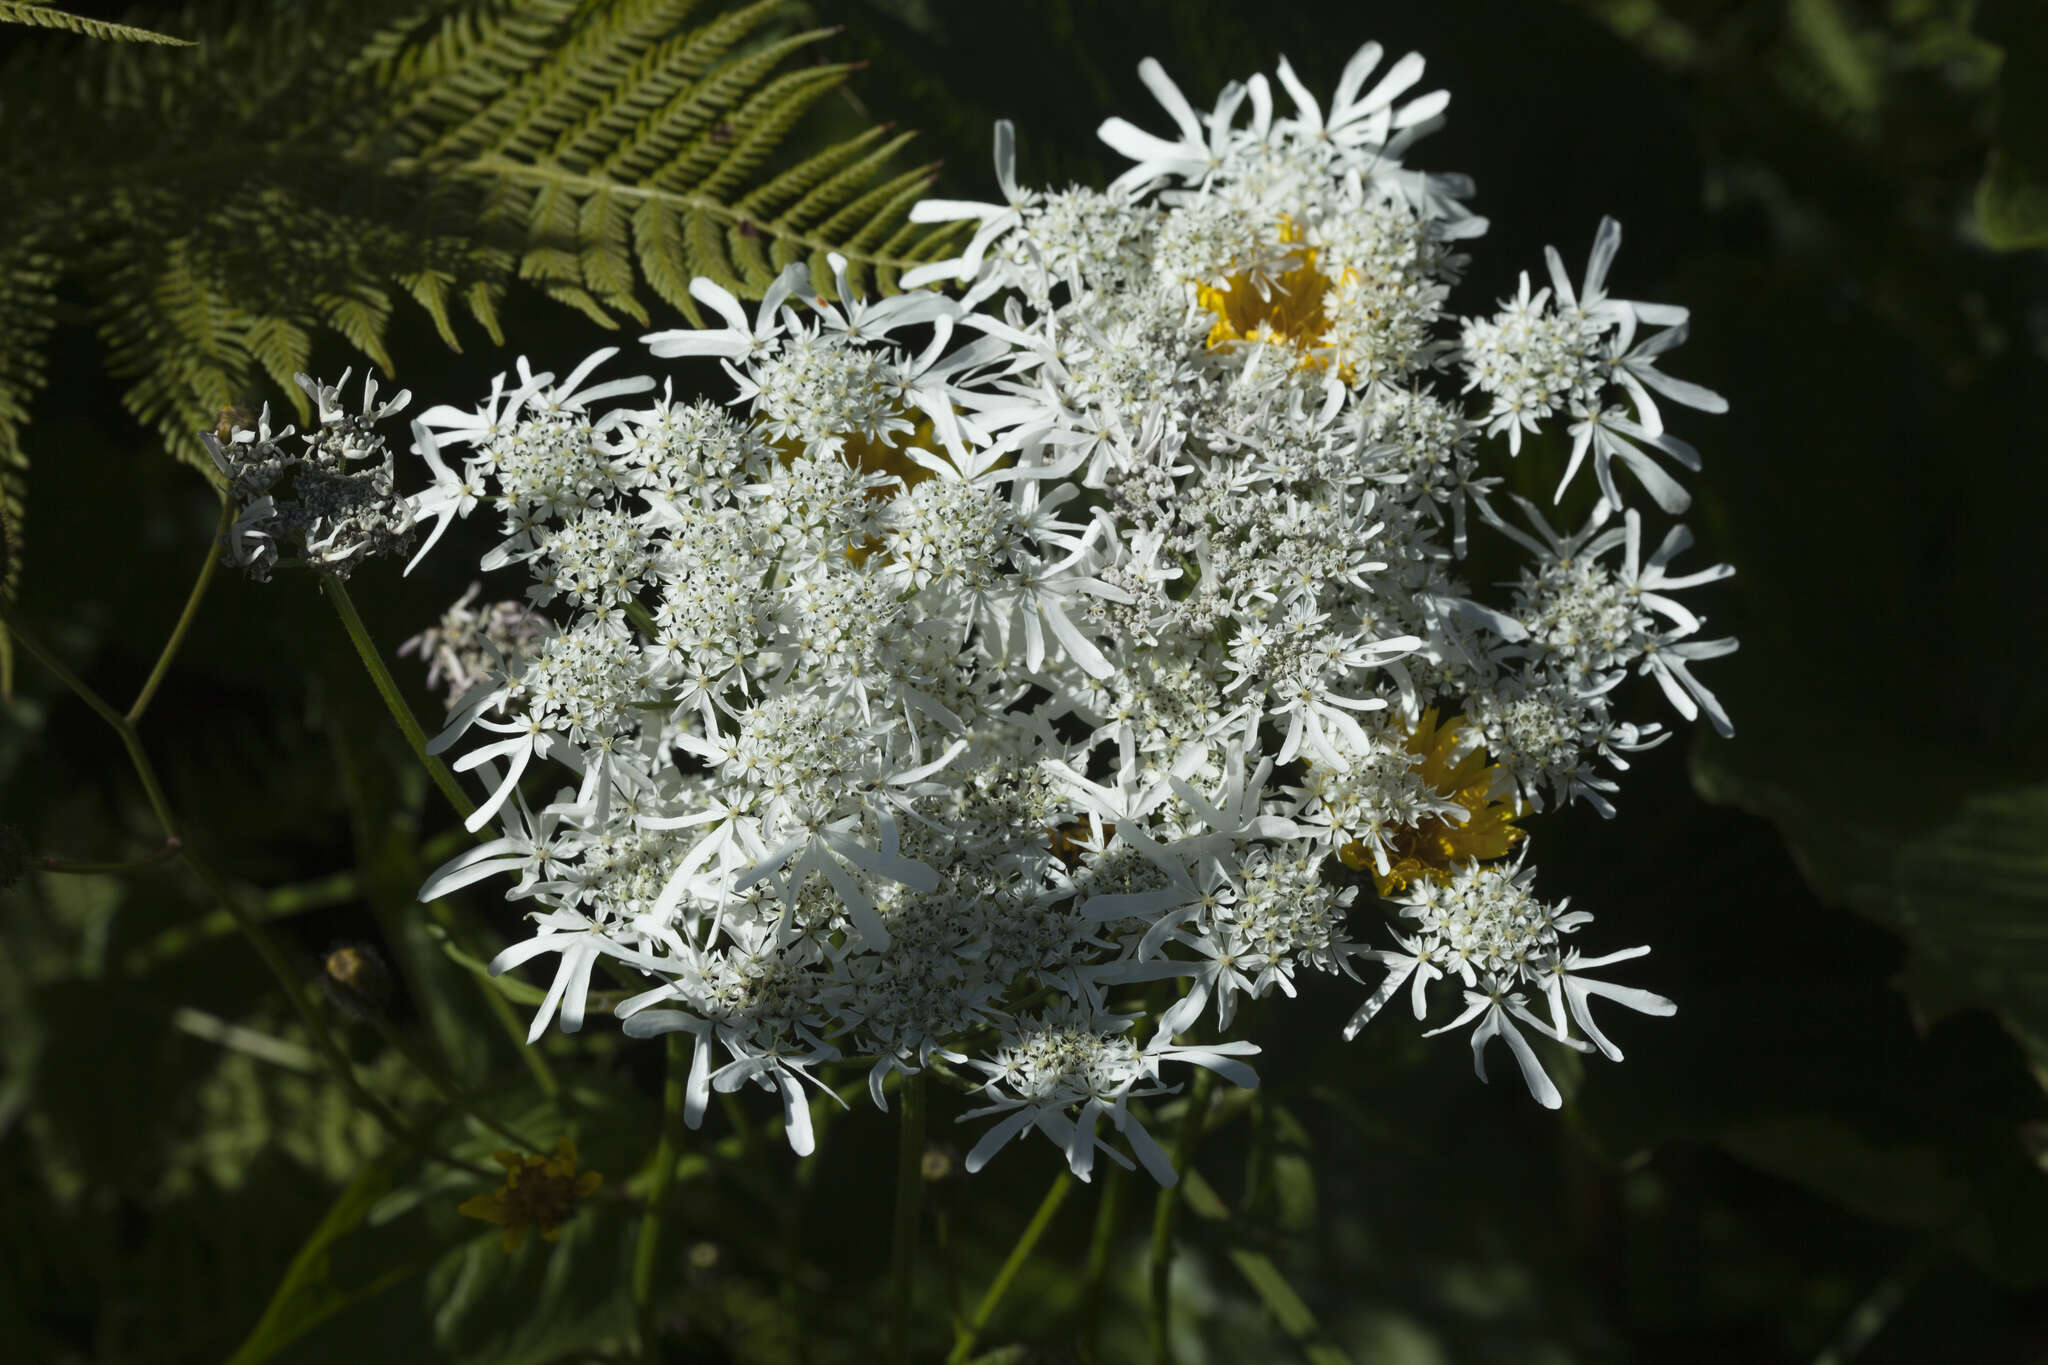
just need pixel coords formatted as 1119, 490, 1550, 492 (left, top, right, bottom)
457, 1136, 603, 1252
1338, 708, 1524, 895
1196, 217, 1356, 371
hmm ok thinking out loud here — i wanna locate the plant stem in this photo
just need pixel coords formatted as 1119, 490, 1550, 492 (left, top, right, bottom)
1147, 1071, 1215, 1365
366, 1010, 539, 1154
1079, 1163, 1128, 1358
947, 1171, 1073, 1364
887, 1070, 928, 1365
0, 600, 484, 1179
623, 599, 659, 639
320, 575, 562, 1093
39, 837, 183, 875
128, 499, 232, 724
634, 1031, 689, 1363
319, 572, 476, 822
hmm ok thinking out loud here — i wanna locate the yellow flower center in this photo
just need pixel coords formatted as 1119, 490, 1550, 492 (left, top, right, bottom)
1195, 217, 1353, 370
765, 406, 952, 567
1339, 708, 1525, 895
457, 1136, 603, 1252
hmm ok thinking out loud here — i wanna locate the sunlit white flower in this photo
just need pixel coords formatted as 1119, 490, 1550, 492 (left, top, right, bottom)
388, 37, 1734, 1180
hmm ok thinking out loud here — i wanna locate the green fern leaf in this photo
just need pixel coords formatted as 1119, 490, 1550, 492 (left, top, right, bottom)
0, 243, 57, 694
0, 0, 964, 634
630, 197, 700, 323
0, 1, 193, 45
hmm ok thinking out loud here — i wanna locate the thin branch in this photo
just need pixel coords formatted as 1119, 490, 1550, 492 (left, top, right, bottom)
320, 573, 477, 823
128, 498, 231, 724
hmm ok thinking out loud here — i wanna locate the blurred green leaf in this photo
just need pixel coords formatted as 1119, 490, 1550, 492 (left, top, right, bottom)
1977, 149, 2048, 249
1719, 1117, 1968, 1229
425, 1212, 639, 1365
225, 1152, 432, 1365
1976, 0, 2048, 249
1696, 749, 2048, 1067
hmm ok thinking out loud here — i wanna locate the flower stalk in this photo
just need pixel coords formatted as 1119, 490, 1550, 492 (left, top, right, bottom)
320, 571, 475, 822
1148, 1070, 1215, 1365
947, 1170, 1074, 1363
888, 1069, 928, 1364
633, 1030, 690, 1362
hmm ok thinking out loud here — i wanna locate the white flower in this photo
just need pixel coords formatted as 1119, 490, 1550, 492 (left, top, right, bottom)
1423, 976, 1588, 1109
902, 122, 1037, 289
384, 36, 1734, 1176
1097, 58, 1249, 192
640, 264, 808, 362
489, 906, 656, 1042
1272, 45, 1448, 148
1534, 945, 1676, 1062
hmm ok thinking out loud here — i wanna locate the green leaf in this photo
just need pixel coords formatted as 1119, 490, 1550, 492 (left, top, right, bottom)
1976, 0, 2048, 250
224, 1152, 431, 1365
1182, 1167, 1353, 1365
0, 1, 194, 45
425, 1210, 639, 1365
1718, 1116, 1969, 1230
1696, 748, 2048, 1058
1978, 147, 2048, 250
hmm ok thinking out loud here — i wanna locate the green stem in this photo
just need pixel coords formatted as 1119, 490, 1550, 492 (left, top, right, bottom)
3, 604, 134, 732
128, 499, 231, 724
0, 600, 482, 1179
634, 1032, 689, 1363
947, 1171, 1073, 1364
623, 599, 659, 639
320, 577, 557, 1093
1147, 1071, 1215, 1365
887, 1070, 929, 1365
367, 1010, 539, 1154
320, 573, 476, 823
1079, 1163, 1128, 1358
39, 838, 183, 875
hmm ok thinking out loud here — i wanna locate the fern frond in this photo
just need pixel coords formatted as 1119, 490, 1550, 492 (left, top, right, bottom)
0, 0, 961, 628
550, 0, 772, 168
0, 240, 57, 694
631, 196, 699, 322
243, 315, 314, 414
742, 124, 909, 227
0, 1, 192, 45
578, 188, 649, 322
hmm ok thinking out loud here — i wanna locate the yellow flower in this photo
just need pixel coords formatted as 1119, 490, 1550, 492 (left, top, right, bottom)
457, 1136, 603, 1252
1195, 217, 1356, 374
1339, 709, 1523, 895
764, 413, 946, 568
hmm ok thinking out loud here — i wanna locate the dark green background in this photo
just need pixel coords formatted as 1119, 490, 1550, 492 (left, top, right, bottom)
3, 2, 2046, 1361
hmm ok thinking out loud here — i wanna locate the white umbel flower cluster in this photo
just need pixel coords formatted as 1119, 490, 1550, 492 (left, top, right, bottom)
204, 372, 418, 580
403, 42, 1732, 1185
